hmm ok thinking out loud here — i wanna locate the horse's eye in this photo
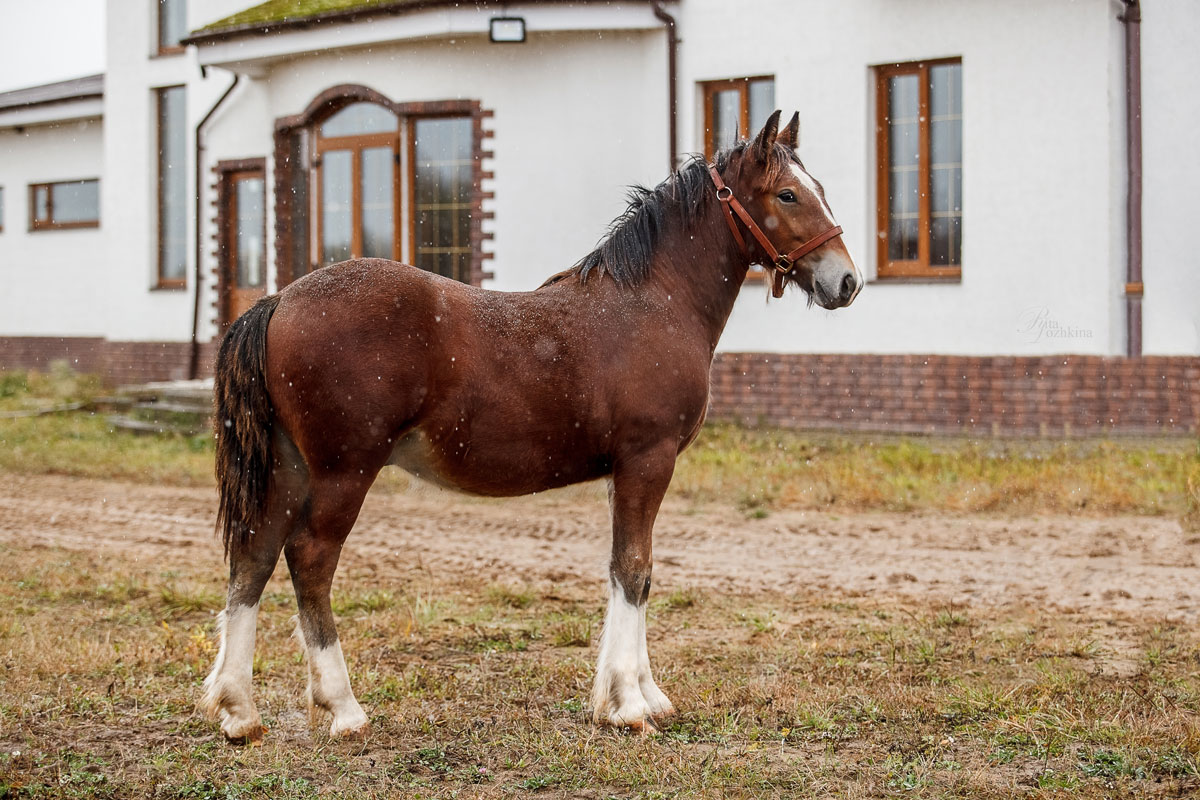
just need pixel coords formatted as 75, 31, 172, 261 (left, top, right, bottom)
777, 190, 797, 204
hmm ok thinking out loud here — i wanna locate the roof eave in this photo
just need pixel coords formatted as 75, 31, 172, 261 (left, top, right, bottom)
184, 0, 651, 46
186, 0, 469, 45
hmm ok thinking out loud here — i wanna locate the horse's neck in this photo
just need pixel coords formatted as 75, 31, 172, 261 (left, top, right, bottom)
650, 205, 751, 353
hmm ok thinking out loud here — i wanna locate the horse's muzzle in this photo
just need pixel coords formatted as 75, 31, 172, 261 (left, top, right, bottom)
812, 255, 862, 309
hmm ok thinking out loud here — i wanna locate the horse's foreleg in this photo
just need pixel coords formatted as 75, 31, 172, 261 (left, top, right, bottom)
592, 444, 677, 729
201, 468, 303, 742
285, 474, 372, 738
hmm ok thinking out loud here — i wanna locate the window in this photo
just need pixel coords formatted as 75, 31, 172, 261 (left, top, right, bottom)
875, 58, 962, 279
701, 76, 775, 159
296, 101, 477, 283
157, 85, 187, 287
701, 76, 776, 282
158, 0, 187, 54
29, 180, 100, 230
316, 102, 399, 266
412, 117, 474, 282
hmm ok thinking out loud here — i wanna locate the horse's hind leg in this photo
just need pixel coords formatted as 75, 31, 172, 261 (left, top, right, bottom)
285, 472, 374, 738
591, 443, 677, 730
200, 454, 306, 742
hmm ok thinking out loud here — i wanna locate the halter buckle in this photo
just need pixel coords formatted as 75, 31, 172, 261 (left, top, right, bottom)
773, 255, 793, 273
716, 186, 733, 202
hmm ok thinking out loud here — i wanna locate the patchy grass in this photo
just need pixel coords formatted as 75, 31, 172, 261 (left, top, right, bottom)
2, 369, 1197, 519
0, 368, 213, 486
0, 544, 1197, 798
674, 423, 1199, 517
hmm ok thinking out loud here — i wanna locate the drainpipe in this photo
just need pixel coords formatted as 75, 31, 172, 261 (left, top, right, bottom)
1120, 0, 1142, 358
188, 68, 241, 380
651, 2, 678, 172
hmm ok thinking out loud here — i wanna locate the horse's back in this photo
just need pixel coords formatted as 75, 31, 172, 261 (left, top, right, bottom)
262, 257, 708, 493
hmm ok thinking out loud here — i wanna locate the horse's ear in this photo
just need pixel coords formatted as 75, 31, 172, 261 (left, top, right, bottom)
781, 112, 800, 150
750, 109, 782, 162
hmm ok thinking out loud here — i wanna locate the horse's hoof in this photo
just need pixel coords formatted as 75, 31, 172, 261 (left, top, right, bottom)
222, 720, 266, 745
641, 685, 675, 719
650, 705, 676, 722
329, 712, 370, 740
625, 716, 660, 736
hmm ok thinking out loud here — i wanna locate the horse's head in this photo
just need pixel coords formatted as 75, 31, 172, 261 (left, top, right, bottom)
723, 110, 862, 309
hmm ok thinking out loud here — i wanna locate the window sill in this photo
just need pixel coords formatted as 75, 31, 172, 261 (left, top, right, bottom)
870, 274, 962, 285
29, 223, 100, 232
153, 46, 186, 59
151, 282, 187, 292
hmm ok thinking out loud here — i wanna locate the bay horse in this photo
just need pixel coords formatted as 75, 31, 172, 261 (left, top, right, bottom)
200, 111, 862, 741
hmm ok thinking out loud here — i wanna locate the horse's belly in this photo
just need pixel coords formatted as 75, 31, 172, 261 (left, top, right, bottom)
386, 430, 463, 491
386, 426, 606, 496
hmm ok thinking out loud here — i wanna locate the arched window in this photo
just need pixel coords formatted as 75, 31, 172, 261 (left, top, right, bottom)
277, 92, 480, 286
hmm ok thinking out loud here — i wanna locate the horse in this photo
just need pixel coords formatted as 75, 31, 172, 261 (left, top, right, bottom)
199, 110, 862, 742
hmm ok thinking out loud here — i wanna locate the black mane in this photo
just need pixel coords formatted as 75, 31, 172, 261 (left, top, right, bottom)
569, 141, 795, 287
574, 154, 717, 285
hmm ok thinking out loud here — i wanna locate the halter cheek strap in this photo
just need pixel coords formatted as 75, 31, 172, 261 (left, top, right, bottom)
707, 163, 844, 298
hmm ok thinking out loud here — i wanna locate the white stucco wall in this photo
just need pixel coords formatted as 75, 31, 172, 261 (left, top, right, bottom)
1140, 0, 1200, 355
0, 118, 106, 336
100, 0, 231, 342
675, 0, 1126, 356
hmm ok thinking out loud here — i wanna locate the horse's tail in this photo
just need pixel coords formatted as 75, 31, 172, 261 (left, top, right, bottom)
214, 294, 281, 558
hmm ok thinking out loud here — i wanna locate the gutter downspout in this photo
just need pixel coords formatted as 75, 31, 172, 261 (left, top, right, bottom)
188, 69, 241, 380
1120, 0, 1143, 358
651, 2, 678, 172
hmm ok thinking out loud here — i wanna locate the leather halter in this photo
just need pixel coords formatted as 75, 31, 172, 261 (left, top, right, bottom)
708, 163, 844, 298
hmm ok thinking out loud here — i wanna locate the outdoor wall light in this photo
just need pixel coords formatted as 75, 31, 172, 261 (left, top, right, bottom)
489, 16, 526, 43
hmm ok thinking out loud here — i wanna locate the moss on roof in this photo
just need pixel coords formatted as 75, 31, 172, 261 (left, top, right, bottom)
198, 0, 414, 33
197, 0, 642, 38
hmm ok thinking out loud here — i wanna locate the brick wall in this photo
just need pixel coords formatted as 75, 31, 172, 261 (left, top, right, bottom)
3, 337, 1197, 435
0, 337, 216, 386
710, 353, 1200, 436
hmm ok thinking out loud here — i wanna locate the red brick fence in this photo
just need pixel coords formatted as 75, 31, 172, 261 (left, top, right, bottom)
708, 353, 1198, 436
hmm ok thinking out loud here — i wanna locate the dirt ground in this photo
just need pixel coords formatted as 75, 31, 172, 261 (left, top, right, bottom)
2, 472, 1196, 621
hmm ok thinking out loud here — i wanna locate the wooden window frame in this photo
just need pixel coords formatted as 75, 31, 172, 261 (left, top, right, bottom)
156, 85, 187, 289
28, 180, 100, 231
701, 76, 774, 283
700, 75, 775, 161
874, 57, 962, 281
313, 127, 403, 266
215, 158, 268, 329
157, 0, 187, 56
407, 113, 475, 285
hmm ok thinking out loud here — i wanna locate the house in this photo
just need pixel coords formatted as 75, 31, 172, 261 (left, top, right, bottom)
1, 0, 1196, 435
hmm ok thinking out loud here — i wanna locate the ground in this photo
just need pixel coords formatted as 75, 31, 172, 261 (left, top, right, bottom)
1, 471, 1198, 798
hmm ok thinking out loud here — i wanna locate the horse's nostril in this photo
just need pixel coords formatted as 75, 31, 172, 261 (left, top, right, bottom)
839, 273, 855, 303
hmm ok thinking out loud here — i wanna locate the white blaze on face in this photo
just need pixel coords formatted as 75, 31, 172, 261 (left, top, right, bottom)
790, 163, 836, 225
790, 162, 863, 292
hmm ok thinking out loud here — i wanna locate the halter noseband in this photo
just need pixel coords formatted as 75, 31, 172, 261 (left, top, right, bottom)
707, 163, 844, 298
